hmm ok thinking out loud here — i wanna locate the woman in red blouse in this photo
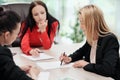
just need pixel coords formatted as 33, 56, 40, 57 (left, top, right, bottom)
20, 1, 60, 56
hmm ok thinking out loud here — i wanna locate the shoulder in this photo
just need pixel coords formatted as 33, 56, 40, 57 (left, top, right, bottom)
0, 46, 12, 62
52, 21, 59, 27
102, 33, 118, 41
0, 46, 10, 51
0, 46, 13, 64
98, 33, 119, 47
0, 46, 11, 56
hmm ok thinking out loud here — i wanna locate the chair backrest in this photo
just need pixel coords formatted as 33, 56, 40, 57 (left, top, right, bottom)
0, 3, 30, 47
1, 3, 30, 22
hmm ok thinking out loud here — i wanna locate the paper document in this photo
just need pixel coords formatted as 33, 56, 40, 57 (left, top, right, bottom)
21, 53, 54, 61
37, 72, 50, 80
36, 61, 73, 70
57, 76, 78, 80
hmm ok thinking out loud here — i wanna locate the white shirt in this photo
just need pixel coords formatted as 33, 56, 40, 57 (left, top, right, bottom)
90, 40, 98, 63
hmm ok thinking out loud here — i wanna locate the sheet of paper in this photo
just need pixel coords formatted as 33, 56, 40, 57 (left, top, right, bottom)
21, 53, 54, 61
36, 61, 73, 70
57, 76, 78, 80
37, 72, 50, 80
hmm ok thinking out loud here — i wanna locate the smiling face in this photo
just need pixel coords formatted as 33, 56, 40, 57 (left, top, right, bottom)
32, 5, 46, 24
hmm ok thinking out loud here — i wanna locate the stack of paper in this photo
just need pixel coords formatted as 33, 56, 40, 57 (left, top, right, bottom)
36, 61, 73, 70
37, 72, 50, 80
57, 76, 78, 80
21, 53, 54, 61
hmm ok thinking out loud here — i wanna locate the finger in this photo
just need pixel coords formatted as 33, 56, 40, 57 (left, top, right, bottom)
60, 53, 67, 60
26, 65, 32, 69
73, 62, 82, 68
34, 49, 40, 54
74, 64, 80, 68
73, 63, 77, 68
33, 53, 39, 57
29, 68, 37, 80
22, 65, 31, 73
61, 53, 67, 57
59, 56, 64, 61
38, 22, 41, 27
45, 20, 48, 24
59, 53, 64, 60
32, 51, 39, 57
35, 48, 41, 53
43, 20, 48, 27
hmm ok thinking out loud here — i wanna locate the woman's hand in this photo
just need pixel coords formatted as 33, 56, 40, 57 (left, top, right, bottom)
37, 20, 48, 32
73, 60, 89, 68
59, 53, 72, 64
20, 65, 32, 73
28, 66, 40, 80
29, 48, 41, 57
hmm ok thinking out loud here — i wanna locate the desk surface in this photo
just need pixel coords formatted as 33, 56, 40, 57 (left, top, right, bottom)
9, 43, 114, 80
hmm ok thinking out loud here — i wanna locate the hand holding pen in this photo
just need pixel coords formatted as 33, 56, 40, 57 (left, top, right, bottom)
60, 52, 65, 65
59, 52, 72, 65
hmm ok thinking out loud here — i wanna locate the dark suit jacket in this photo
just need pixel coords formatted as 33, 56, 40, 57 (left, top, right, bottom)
0, 46, 33, 80
69, 33, 120, 80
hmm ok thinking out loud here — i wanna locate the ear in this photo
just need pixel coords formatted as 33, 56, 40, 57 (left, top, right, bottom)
4, 31, 10, 40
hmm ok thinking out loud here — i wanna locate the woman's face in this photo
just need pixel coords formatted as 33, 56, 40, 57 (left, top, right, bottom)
4, 23, 21, 45
32, 5, 46, 24
79, 14, 86, 35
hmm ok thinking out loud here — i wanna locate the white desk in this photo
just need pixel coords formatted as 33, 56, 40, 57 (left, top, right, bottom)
9, 43, 114, 80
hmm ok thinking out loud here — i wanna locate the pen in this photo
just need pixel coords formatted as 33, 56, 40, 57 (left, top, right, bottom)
38, 51, 44, 53
60, 52, 65, 66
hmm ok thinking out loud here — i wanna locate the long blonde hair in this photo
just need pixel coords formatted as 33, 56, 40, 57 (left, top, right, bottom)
79, 4, 110, 45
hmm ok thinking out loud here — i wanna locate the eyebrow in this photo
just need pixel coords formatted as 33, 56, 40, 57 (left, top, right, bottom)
79, 11, 81, 14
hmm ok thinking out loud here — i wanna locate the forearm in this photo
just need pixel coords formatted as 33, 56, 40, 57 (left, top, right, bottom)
39, 31, 52, 49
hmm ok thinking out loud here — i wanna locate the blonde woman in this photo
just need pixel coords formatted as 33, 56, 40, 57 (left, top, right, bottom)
60, 4, 120, 80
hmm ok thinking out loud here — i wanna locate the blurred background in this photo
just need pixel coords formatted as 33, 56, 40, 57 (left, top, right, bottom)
0, 0, 120, 44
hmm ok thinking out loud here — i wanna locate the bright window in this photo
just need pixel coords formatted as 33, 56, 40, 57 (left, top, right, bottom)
0, 0, 120, 43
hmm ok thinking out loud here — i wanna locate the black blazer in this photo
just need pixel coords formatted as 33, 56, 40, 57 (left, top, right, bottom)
0, 46, 33, 80
69, 33, 120, 80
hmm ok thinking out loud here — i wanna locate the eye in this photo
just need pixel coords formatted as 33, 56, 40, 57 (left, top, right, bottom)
33, 13, 39, 16
40, 11, 46, 15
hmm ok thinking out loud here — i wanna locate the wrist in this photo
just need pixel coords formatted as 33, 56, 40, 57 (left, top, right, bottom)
68, 57, 72, 62
29, 49, 33, 55
65, 57, 72, 63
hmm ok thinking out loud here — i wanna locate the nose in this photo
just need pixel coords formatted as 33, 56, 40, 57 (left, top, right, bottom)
38, 14, 41, 19
80, 24, 83, 29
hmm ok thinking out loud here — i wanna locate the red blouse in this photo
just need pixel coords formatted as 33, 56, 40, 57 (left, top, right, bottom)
21, 21, 58, 55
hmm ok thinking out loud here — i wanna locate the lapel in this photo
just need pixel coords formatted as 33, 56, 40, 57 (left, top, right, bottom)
96, 37, 103, 63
